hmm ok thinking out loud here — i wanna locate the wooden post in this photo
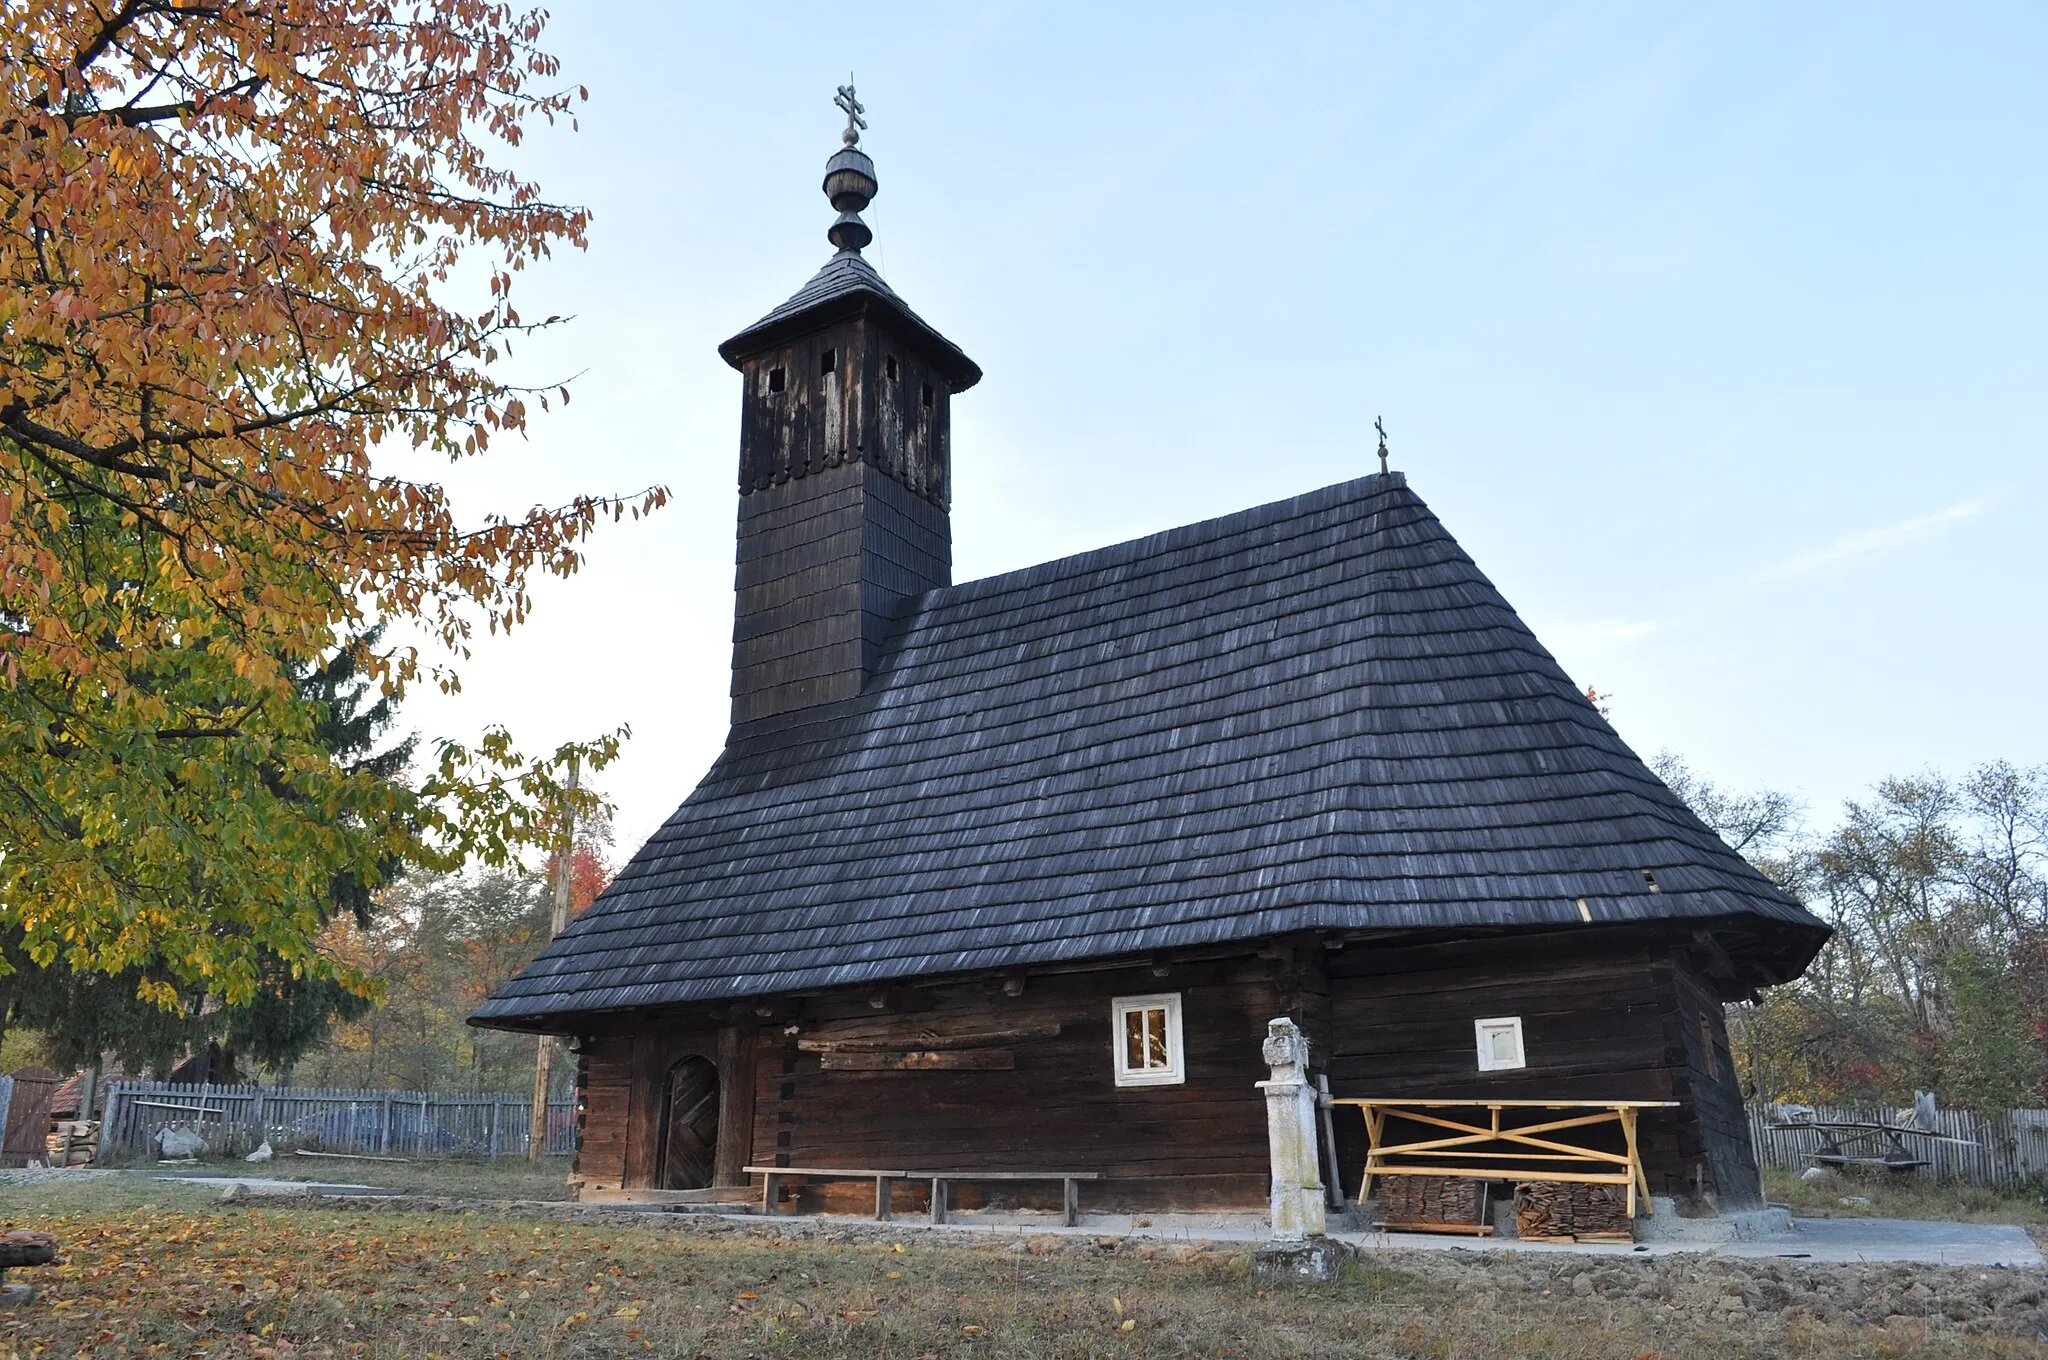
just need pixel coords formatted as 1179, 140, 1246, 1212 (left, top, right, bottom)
379, 1095, 392, 1155
489, 1097, 502, 1159
529, 758, 579, 1162
1356, 1105, 1384, 1205
713, 1025, 757, 1187
1315, 1074, 1346, 1211
1621, 1107, 1648, 1217
95, 1084, 120, 1163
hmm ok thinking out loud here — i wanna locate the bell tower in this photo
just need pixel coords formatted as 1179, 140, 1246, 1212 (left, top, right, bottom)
718, 87, 981, 726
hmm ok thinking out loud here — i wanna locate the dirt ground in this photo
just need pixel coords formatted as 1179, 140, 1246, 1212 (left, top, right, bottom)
2, 1175, 2046, 1358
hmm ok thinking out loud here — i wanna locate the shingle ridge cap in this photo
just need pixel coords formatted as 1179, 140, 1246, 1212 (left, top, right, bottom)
719, 249, 979, 387
748, 250, 901, 322
934, 471, 1418, 609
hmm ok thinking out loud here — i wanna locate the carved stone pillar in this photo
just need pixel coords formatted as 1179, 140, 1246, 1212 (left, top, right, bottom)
1256, 1016, 1326, 1241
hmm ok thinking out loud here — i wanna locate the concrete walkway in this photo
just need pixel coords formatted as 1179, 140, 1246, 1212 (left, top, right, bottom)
1328, 1218, 2041, 1267
691, 1208, 2042, 1268
108, 1174, 2046, 1270
1718, 1217, 2042, 1268
156, 1173, 405, 1197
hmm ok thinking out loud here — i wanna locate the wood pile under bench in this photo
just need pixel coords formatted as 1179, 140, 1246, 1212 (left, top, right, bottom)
1332, 1098, 1678, 1238
744, 1166, 1099, 1226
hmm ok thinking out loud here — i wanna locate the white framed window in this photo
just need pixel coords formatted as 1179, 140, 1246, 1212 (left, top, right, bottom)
1474, 1016, 1527, 1072
1111, 993, 1185, 1087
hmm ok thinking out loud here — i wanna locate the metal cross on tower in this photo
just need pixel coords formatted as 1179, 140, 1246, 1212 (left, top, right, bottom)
1375, 416, 1391, 475
835, 81, 867, 145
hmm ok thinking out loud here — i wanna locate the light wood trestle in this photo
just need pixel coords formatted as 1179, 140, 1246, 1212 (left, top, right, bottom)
1331, 1098, 1679, 1219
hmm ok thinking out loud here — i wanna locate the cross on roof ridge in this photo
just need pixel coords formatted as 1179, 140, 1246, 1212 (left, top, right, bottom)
835, 81, 867, 146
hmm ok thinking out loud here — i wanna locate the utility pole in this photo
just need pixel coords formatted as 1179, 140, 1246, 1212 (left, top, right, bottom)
528, 756, 579, 1161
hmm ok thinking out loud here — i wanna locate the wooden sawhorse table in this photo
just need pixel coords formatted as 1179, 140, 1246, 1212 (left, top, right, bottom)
1329, 1098, 1677, 1221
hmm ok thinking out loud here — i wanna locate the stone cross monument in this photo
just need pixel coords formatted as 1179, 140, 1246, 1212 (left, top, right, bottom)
1257, 1017, 1326, 1239
1253, 1017, 1350, 1278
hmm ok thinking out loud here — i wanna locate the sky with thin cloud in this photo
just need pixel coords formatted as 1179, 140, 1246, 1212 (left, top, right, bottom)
395, 3, 2047, 854
1750, 502, 1987, 582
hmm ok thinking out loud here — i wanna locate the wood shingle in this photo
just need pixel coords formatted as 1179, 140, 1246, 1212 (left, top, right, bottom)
474, 472, 1828, 1030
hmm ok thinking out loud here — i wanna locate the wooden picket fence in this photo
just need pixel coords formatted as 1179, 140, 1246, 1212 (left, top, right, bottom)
97, 1081, 576, 1163
1746, 1101, 2048, 1187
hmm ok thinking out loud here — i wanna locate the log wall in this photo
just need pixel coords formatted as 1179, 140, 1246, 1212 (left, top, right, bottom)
570, 1039, 632, 1190
1669, 961, 1764, 1207
749, 961, 1277, 1211
1322, 930, 1762, 1207
572, 928, 1763, 1211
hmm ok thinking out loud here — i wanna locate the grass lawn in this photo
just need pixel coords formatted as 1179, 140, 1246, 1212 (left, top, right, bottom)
102, 1153, 577, 1203
1762, 1165, 2048, 1226
0, 1175, 2042, 1358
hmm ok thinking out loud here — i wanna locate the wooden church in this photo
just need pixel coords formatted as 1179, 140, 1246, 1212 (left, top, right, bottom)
472, 95, 1830, 1217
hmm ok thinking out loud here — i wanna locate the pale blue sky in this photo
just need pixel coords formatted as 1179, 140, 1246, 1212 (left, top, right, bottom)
407, 3, 2046, 853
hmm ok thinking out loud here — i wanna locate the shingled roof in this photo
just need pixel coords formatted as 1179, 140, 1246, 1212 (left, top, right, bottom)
716, 248, 982, 389
474, 473, 1828, 1029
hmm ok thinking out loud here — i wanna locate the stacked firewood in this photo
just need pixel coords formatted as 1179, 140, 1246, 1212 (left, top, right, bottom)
1377, 1175, 1488, 1228
1512, 1181, 1629, 1241
44, 1121, 99, 1168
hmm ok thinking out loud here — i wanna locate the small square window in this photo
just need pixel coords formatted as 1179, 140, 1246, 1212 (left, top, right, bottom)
1474, 1017, 1526, 1072
920, 381, 934, 409
885, 355, 899, 382
767, 367, 785, 393
819, 348, 836, 376
1112, 993, 1185, 1087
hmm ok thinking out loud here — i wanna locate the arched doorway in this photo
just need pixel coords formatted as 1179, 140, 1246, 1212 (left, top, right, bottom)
657, 1055, 719, 1190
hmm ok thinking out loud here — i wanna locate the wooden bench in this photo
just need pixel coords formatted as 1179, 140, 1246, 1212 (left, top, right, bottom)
911, 1171, 1099, 1227
743, 1166, 1099, 1226
743, 1165, 906, 1221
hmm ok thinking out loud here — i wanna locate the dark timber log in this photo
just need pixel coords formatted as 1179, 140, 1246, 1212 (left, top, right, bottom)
1322, 928, 1761, 1206
570, 926, 1763, 1212
714, 1024, 758, 1187
820, 1050, 1014, 1070
0, 1236, 55, 1268
571, 1038, 633, 1192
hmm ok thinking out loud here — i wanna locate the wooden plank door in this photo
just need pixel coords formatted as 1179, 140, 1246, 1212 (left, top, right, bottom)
3, 1069, 61, 1162
658, 1056, 720, 1190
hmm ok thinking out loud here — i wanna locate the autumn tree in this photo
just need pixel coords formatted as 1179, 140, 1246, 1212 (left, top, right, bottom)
1671, 753, 2048, 1108
1, 628, 409, 1077
1, 2, 659, 1010
298, 850, 615, 1094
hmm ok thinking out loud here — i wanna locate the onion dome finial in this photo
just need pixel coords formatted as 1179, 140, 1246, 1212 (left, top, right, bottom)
824, 82, 877, 252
